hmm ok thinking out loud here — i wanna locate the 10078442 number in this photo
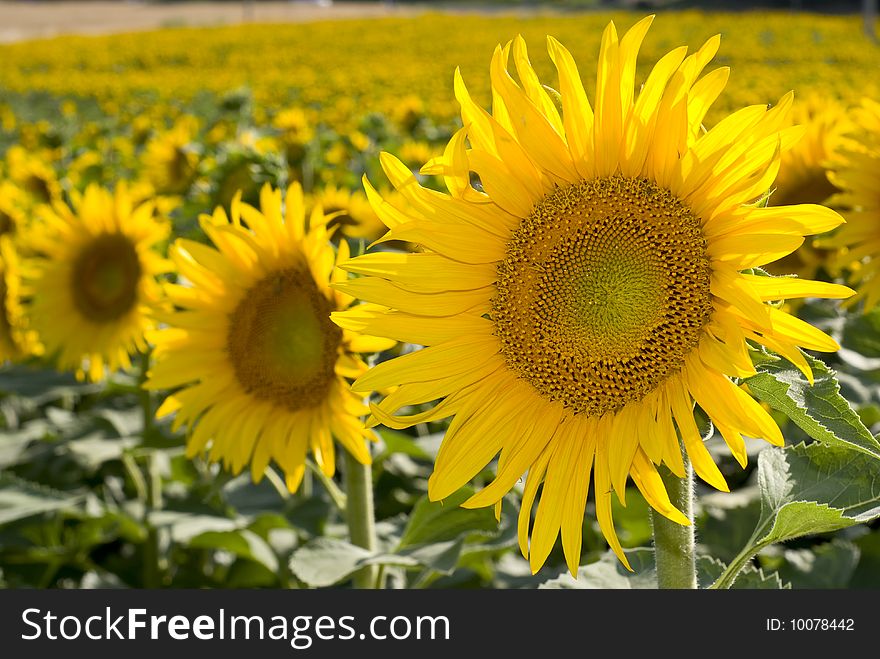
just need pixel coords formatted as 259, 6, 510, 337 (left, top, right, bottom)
790, 619, 854, 631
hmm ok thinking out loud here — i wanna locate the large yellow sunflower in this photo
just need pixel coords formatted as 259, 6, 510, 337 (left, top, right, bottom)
24, 184, 169, 381
145, 184, 394, 490
333, 17, 854, 574
820, 98, 880, 311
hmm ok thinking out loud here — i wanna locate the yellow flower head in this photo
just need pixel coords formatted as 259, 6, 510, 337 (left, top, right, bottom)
146, 184, 395, 491
772, 94, 850, 207
334, 17, 854, 575
142, 119, 200, 195
0, 181, 27, 238
820, 97, 880, 311
308, 184, 385, 241
6, 146, 62, 207
24, 183, 169, 381
0, 237, 40, 362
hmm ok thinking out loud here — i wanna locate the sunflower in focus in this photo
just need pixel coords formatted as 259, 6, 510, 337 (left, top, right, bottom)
24, 184, 169, 380
308, 184, 385, 241
145, 184, 394, 490
334, 17, 853, 574
820, 98, 880, 311
0, 237, 39, 361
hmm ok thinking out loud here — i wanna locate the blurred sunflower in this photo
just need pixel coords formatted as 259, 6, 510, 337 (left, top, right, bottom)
24, 184, 169, 380
145, 184, 394, 490
273, 107, 314, 165
6, 146, 62, 206
334, 17, 853, 574
0, 181, 27, 237
765, 96, 850, 278
820, 98, 880, 310
142, 120, 199, 195
309, 184, 385, 241
0, 237, 39, 361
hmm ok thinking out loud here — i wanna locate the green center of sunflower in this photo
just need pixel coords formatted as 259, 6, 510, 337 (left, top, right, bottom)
492, 176, 713, 417
71, 233, 142, 322
226, 266, 341, 412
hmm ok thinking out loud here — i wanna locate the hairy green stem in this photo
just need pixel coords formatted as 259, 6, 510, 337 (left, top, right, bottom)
344, 450, 379, 589
651, 451, 697, 589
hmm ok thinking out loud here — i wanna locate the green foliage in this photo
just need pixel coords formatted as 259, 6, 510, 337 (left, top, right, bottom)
710, 443, 880, 588
746, 351, 880, 460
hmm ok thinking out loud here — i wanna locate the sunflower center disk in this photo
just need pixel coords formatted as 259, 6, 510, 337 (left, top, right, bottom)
71, 233, 142, 322
492, 176, 714, 417
227, 267, 341, 412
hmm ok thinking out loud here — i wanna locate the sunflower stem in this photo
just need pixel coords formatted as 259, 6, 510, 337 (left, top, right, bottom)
651, 451, 697, 589
344, 450, 380, 589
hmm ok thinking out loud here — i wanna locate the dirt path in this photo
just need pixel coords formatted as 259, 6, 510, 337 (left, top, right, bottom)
0, 1, 426, 43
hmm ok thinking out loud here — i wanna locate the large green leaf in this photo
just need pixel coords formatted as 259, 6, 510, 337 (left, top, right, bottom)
0, 475, 84, 525
398, 487, 498, 548
289, 538, 374, 588
746, 352, 880, 460
698, 556, 788, 589
539, 549, 656, 589
188, 529, 279, 573
777, 539, 860, 588
711, 443, 880, 588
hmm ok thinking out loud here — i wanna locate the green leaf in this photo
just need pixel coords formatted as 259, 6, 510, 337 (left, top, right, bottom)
539, 548, 656, 589
0, 364, 101, 403
711, 443, 880, 588
289, 537, 373, 588
148, 510, 239, 544
398, 487, 499, 548
842, 306, 880, 358
188, 529, 279, 572
0, 475, 84, 525
746, 351, 880, 460
777, 539, 860, 588
375, 428, 431, 462
698, 556, 789, 589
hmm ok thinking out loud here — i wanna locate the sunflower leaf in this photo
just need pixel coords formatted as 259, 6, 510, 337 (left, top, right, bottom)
0, 474, 85, 525
539, 548, 657, 589
398, 487, 499, 548
711, 443, 880, 588
777, 539, 860, 588
746, 351, 880, 460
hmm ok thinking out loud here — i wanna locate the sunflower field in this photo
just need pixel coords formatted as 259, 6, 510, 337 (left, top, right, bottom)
1, 8, 880, 593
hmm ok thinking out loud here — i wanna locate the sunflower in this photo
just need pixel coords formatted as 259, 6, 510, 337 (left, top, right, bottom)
24, 184, 169, 381
6, 146, 62, 206
765, 95, 850, 279
145, 184, 394, 490
772, 94, 850, 207
142, 120, 199, 195
332, 17, 853, 574
308, 184, 385, 241
819, 98, 880, 310
0, 237, 39, 361
0, 181, 27, 237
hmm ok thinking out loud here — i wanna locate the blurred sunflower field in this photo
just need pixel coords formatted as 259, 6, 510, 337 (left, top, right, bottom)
1, 7, 880, 592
